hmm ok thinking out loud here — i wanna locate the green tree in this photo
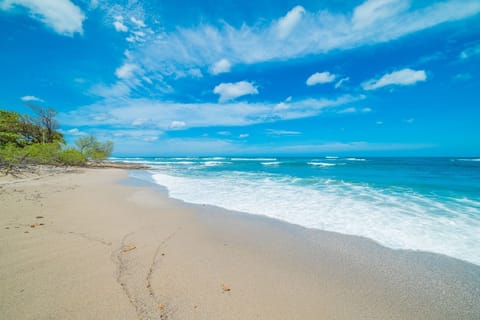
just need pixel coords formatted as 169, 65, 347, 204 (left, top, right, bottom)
25, 104, 63, 144
75, 135, 114, 161
0, 110, 26, 146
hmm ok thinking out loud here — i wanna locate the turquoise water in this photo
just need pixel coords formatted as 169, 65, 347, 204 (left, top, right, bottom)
114, 156, 480, 265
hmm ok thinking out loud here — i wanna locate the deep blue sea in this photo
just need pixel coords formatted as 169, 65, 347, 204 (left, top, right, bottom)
112, 156, 480, 265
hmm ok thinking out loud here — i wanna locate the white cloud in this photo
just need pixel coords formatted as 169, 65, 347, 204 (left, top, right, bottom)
453, 73, 472, 81
115, 63, 138, 79
143, 136, 158, 142
335, 77, 350, 89
58, 94, 365, 130
20, 95, 43, 102
276, 5, 305, 39
266, 129, 302, 136
338, 106, 372, 114
274, 102, 289, 111
130, 17, 146, 28
362, 68, 427, 90
306, 71, 336, 86
132, 118, 149, 126
113, 16, 128, 32
338, 107, 357, 114
188, 68, 203, 78
1, 0, 85, 36
352, 0, 409, 30
121, 0, 480, 83
210, 59, 232, 75
67, 128, 85, 136
460, 43, 480, 60
213, 81, 259, 103
170, 121, 186, 129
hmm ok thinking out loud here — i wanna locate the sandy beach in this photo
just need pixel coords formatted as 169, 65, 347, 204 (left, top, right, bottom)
1, 168, 479, 319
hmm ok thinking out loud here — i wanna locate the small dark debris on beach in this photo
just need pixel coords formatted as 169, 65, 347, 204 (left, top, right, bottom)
222, 284, 231, 292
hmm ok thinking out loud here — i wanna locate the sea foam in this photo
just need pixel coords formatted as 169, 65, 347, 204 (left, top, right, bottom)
152, 171, 480, 265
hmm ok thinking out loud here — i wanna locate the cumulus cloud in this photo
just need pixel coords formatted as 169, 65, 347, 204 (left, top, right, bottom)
362, 68, 427, 90
213, 81, 259, 103
1, 0, 85, 36
21, 95, 44, 102
130, 17, 146, 28
113, 16, 128, 32
115, 63, 138, 79
306, 72, 336, 86
276, 5, 305, 39
169, 121, 186, 129
210, 59, 232, 75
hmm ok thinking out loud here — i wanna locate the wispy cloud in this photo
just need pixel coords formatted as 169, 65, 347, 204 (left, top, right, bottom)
266, 129, 302, 136
335, 77, 350, 89
306, 71, 336, 86
59, 94, 365, 131
459, 43, 480, 60
20, 95, 44, 102
1, 0, 85, 36
213, 81, 259, 103
169, 121, 186, 129
362, 68, 427, 90
337, 107, 371, 114
114, 0, 479, 88
115, 63, 139, 79
276, 5, 305, 39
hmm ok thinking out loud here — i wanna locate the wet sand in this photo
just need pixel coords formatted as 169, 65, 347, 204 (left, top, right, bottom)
1, 168, 479, 319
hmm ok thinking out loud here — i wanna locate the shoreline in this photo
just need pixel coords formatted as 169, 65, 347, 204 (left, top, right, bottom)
127, 169, 480, 268
1, 168, 479, 319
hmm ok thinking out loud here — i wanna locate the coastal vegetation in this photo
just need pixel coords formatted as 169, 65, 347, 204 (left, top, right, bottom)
0, 106, 113, 173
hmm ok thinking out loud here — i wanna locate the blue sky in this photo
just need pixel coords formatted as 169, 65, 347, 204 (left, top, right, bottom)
1, 0, 479, 156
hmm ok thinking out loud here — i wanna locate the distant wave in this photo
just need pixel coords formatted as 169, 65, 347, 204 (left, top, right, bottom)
203, 161, 230, 167
308, 162, 336, 167
261, 162, 281, 166
455, 158, 480, 162
231, 158, 277, 161
345, 158, 367, 161
325, 156, 339, 159
169, 157, 199, 161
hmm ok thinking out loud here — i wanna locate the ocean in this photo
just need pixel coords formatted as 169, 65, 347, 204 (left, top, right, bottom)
112, 156, 480, 266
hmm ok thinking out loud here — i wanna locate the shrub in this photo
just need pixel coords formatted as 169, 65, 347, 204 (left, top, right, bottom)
0, 143, 26, 163
22, 143, 61, 164
57, 148, 86, 166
